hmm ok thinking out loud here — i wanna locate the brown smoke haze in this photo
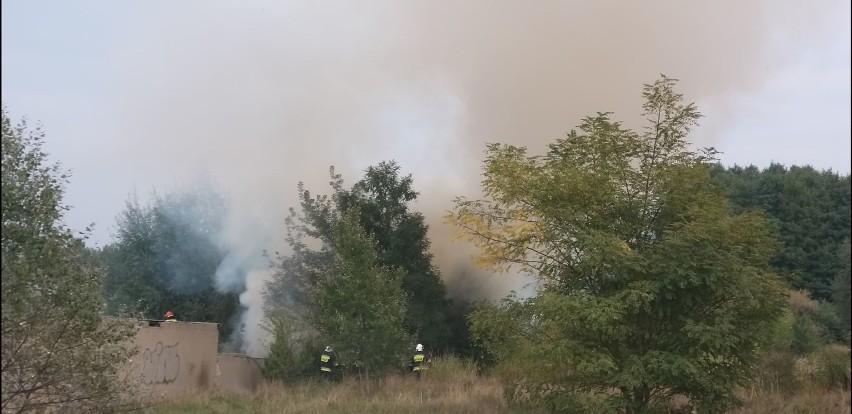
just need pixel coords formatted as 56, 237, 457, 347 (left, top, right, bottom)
94, 0, 840, 354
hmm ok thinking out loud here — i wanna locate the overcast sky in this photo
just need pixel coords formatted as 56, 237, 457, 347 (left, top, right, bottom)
2, 1, 850, 285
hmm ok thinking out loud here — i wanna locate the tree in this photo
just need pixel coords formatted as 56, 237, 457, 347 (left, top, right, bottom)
450, 76, 786, 413
264, 174, 411, 378
832, 239, 851, 335
1, 107, 137, 412
314, 210, 410, 377
265, 163, 454, 352
338, 161, 453, 350
100, 181, 242, 344
711, 164, 851, 301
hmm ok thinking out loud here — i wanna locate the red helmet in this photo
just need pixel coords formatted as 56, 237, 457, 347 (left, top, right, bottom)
164, 311, 174, 318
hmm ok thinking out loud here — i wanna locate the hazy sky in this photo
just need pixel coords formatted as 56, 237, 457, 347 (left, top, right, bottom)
2, 1, 850, 303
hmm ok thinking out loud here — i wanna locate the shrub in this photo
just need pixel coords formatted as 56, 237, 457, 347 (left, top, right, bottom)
753, 350, 801, 393
792, 313, 824, 355
764, 309, 794, 351
810, 344, 851, 390
261, 311, 320, 381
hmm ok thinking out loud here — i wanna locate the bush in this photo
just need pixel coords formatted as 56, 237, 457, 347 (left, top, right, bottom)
814, 302, 847, 343
810, 344, 851, 390
764, 309, 794, 351
262, 311, 321, 381
792, 313, 824, 355
753, 350, 801, 393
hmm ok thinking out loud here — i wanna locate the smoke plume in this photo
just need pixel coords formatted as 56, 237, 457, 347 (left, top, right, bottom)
97, 0, 841, 356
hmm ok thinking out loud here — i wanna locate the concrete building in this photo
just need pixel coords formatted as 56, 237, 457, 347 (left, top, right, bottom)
125, 320, 264, 395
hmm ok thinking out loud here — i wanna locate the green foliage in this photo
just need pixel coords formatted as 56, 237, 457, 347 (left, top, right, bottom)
265, 162, 455, 358
792, 313, 824, 355
764, 309, 795, 351
832, 239, 851, 334
99, 181, 241, 343
265, 168, 415, 376
1, 107, 137, 412
338, 161, 454, 350
813, 302, 846, 343
711, 164, 851, 302
262, 310, 321, 381
450, 76, 787, 413
314, 210, 411, 376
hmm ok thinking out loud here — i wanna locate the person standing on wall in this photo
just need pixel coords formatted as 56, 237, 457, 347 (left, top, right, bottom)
410, 343, 429, 381
164, 310, 177, 322
319, 345, 339, 381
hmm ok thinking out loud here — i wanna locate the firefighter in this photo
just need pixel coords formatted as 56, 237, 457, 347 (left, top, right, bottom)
319, 345, 338, 381
410, 343, 429, 381
164, 310, 177, 322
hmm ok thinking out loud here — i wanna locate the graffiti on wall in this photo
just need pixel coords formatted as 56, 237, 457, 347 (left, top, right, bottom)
142, 342, 180, 384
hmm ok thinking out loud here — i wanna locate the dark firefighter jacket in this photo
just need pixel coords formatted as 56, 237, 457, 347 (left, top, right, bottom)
320, 351, 337, 373
411, 351, 428, 371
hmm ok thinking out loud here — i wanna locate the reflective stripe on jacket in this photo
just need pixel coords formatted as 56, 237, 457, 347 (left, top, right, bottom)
412, 352, 427, 371
320, 352, 336, 372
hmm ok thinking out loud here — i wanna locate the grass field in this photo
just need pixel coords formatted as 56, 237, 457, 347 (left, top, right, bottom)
147, 357, 851, 414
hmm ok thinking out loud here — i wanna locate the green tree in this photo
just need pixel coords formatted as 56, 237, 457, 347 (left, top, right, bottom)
711, 164, 851, 301
832, 239, 851, 334
450, 77, 786, 413
1, 108, 136, 412
337, 161, 453, 350
100, 182, 242, 344
265, 163, 455, 352
265, 168, 414, 376
315, 210, 410, 377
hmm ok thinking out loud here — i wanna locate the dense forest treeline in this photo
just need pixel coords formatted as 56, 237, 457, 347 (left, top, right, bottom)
711, 163, 851, 303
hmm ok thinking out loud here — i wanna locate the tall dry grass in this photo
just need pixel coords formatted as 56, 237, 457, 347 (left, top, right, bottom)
731, 388, 851, 414
147, 355, 850, 413
147, 356, 537, 414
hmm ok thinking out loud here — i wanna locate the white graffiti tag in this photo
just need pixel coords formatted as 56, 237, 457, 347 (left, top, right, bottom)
142, 342, 180, 384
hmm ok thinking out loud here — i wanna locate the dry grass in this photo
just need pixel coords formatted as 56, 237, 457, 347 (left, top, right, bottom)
146, 357, 535, 414
789, 289, 820, 314
147, 356, 851, 413
732, 387, 851, 414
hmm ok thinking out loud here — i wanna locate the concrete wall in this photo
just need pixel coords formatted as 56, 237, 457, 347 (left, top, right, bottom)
128, 321, 220, 394
125, 320, 265, 395
215, 354, 265, 393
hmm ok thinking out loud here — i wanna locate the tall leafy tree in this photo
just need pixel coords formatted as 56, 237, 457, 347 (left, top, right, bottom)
315, 210, 410, 377
451, 77, 786, 413
1, 108, 136, 412
100, 182, 241, 343
265, 170, 411, 374
338, 161, 452, 349
265, 163, 454, 351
